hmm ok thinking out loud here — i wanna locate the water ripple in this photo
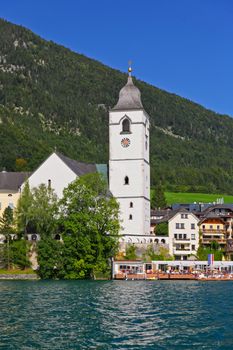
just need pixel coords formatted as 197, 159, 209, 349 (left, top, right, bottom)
0, 280, 233, 349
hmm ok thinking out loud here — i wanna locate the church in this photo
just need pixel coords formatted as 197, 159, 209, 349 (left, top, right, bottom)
109, 67, 152, 245
0, 68, 154, 245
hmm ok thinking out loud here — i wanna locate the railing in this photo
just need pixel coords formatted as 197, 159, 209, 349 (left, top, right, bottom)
202, 238, 226, 244
173, 249, 192, 255
173, 238, 190, 242
201, 229, 225, 234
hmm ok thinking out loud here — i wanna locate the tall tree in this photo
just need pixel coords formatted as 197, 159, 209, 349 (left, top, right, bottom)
59, 175, 120, 279
30, 184, 59, 237
0, 207, 14, 269
151, 183, 167, 209
15, 181, 33, 236
16, 182, 58, 238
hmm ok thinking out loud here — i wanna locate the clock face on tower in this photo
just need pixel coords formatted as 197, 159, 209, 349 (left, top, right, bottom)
121, 138, 131, 148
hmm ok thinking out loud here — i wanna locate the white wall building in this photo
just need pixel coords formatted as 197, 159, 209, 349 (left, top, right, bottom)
109, 70, 152, 244
168, 210, 199, 260
25, 151, 106, 198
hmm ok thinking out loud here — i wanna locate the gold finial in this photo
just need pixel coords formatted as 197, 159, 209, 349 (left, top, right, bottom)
128, 60, 132, 76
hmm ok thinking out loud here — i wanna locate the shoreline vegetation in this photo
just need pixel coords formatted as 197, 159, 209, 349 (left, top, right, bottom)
0, 173, 120, 280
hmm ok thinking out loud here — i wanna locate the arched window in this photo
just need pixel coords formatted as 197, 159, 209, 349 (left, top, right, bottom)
122, 118, 130, 133
130, 202, 133, 208
124, 176, 129, 185
48, 179, 51, 189
129, 214, 133, 220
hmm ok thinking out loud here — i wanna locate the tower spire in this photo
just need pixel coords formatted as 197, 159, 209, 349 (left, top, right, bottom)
128, 60, 132, 76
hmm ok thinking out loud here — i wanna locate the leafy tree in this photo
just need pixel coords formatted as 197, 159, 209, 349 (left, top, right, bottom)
77, 172, 108, 196
37, 238, 65, 279
9, 240, 31, 269
15, 158, 27, 171
16, 183, 58, 238
37, 174, 120, 279
197, 245, 223, 261
155, 222, 168, 236
124, 245, 137, 260
15, 181, 33, 236
143, 245, 173, 261
151, 183, 167, 209
0, 207, 15, 269
30, 184, 59, 237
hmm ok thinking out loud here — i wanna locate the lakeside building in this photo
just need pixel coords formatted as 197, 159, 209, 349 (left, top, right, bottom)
113, 259, 233, 278
168, 210, 199, 260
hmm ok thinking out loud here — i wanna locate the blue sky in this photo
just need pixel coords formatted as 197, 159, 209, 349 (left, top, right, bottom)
1, 0, 233, 116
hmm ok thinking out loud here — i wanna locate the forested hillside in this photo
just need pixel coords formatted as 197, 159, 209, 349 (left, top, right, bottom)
1, 18, 233, 193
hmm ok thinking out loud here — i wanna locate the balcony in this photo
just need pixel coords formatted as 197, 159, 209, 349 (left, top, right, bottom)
202, 229, 225, 234
173, 249, 191, 255
202, 238, 226, 245
173, 238, 190, 243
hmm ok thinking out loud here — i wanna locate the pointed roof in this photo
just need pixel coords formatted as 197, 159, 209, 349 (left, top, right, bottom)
56, 152, 97, 176
112, 75, 144, 110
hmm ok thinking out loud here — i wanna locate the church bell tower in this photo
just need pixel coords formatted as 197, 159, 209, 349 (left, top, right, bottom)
109, 66, 151, 245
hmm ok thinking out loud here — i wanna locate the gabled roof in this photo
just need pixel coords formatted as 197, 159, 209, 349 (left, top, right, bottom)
56, 152, 97, 176
198, 216, 226, 225
0, 172, 31, 191
202, 204, 233, 216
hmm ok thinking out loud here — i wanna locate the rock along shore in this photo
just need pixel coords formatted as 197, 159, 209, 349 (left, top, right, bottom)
0, 274, 39, 280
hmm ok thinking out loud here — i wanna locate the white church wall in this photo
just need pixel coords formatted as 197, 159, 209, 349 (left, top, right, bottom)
26, 153, 77, 198
109, 159, 145, 197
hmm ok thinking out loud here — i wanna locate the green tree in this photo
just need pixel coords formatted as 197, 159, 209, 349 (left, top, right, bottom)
124, 245, 137, 260
77, 172, 108, 196
155, 222, 168, 236
37, 174, 120, 279
9, 240, 31, 269
197, 245, 223, 261
15, 181, 33, 236
151, 183, 167, 209
37, 238, 65, 279
0, 207, 15, 269
143, 245, 173, 261
30, 184, 59, 238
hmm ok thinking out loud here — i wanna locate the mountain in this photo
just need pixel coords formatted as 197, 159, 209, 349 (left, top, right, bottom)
0, 18, 233, 194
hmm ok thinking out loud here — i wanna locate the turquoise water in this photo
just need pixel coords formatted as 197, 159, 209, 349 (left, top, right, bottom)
0, 281, 233, 349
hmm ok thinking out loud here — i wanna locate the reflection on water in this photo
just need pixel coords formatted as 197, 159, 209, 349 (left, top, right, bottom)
0, 280, 232, 349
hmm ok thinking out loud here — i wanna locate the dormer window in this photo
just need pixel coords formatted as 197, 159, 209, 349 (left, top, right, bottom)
121, 118, 131, 134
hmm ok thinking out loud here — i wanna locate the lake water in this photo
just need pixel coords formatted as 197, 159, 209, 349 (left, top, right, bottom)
0, 280, 233, 349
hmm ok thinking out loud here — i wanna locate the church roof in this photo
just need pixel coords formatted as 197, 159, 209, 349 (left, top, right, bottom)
55, 152, 108, 180
0, 172, 31, 191
56, 152, 97, 176
112, 75, 144, 110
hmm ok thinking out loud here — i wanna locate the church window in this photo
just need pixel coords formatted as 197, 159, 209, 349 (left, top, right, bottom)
122, 118, 130, 133
124, 176, 129, 185
129, 214, 133, 220
48, 179, 51, 189
130, 202, 133, 208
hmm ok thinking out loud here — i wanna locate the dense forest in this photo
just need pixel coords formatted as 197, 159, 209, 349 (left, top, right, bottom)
1, 18, 233, 193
